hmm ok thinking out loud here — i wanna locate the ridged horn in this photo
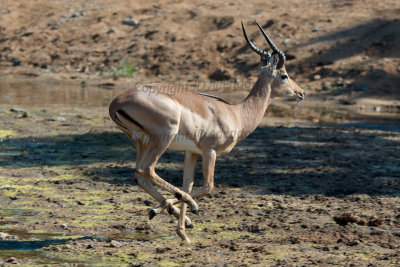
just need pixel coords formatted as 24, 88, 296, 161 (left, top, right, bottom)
241, 21, 270, 60
254, 20, 286, 68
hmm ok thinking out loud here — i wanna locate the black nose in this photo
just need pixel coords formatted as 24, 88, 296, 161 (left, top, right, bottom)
297, 91, 305, 100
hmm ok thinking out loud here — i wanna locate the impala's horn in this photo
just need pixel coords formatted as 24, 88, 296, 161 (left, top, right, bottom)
241, 21, 270, 60
254, 20, 286, 69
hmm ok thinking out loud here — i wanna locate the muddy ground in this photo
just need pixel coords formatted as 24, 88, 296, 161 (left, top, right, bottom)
0, 0, 400, 266
0, 104, 399, 266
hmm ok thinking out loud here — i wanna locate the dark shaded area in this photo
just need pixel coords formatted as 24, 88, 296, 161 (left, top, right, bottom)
1, 123, 399, 197
296, 19, 400, 65
0, 236, 90, 250
288, 19, 400, 99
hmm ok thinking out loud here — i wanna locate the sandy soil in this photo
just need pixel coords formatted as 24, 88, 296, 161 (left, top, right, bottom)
0, 105, 399, 266
0, 0, 400, 266
0, 0, 399, 100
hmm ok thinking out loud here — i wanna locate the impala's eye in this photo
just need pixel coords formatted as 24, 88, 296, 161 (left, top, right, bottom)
281, 74, 288, 80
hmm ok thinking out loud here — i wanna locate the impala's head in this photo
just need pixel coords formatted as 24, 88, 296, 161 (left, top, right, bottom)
242, 21, 305, 101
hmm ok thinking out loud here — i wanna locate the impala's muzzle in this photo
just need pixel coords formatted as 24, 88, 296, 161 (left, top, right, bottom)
296, 91, 305, 101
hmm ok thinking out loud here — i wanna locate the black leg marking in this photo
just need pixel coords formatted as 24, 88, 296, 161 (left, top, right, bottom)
148, 209, 156, 220
175, 192, 182, 200
168, 206, 174, 215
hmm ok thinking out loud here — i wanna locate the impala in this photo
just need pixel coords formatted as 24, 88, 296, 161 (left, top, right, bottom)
109, 21, 305, 243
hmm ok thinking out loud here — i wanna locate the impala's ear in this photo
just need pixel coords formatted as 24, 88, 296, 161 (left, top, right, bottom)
259, 57, 268, 68
268, 54, 279, 71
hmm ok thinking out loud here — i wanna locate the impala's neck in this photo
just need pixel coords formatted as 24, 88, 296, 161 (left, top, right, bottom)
237, 70, 273, 140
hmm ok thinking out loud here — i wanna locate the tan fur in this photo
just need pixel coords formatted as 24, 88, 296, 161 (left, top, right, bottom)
109, 27, 305, 243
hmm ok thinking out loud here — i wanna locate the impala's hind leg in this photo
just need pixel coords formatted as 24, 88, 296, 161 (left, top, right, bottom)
176, 152, 198, 243
133, 140, 192, 226
135, 136, 198, 213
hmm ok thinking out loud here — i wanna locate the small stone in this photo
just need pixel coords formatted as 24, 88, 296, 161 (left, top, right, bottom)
61, 223, 68, 229
64, 244, 72, 249
209, 69, 230, 81
6, 257, 18, 264
12, 60, 21, 67
87, 243, 95, 249
51, 24, 59, 30
312, 26, 321, 32
121, 18, 140, 27
71, 12, 80, 18
10, 107, 25, 113
109, 240, 122, 248
313, 74, 321, 80
322, 83, 330, 91
373, 106, 381, 112
18, 112, 28, 118
107, 28, 116, 34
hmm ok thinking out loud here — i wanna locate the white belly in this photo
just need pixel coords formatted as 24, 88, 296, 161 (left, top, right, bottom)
131, 131, 202, 155
168, 134, 202, 154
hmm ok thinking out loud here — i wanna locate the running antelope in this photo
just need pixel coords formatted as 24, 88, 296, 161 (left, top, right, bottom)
109, 21, 305, 243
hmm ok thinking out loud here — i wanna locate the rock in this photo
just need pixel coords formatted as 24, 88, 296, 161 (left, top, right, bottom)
312, 26, 321, 32
10, 107, 25, 113
60, 223, 68, 229
213, 16, 234, 30
333, 213, 366, 226
322, 83, 330, 90
107, 28, 117, 34
121, 18, 140, 27
313, 74, 321, 80
6, 257, 18, 264
18, 112, 28, 118
64, 244, 72, 249
373, 106, 381, 112
0, 232, 19, 240
71, 12, 80, 18
87, 243, 95, 249
209, 69, 230, 81
12, 60, 21, 67
109, 240, 122, 248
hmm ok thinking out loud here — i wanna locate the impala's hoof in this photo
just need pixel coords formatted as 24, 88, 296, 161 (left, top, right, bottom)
191, 206, 199, 215
167, 206, 174, 215
186, 223, 194, 229
148, 209, 156, 220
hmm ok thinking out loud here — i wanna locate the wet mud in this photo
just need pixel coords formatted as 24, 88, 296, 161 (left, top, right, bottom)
0, 99, 399, 266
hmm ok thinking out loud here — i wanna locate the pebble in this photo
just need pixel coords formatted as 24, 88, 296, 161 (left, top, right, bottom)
107, 28, 117, 34
313, 74, 321, 80
312, 26, 321, 32
373, 106, 381, 112
87, 243, 95, 249
0, 232, 19, 240
6, 257, 18, 264
121, 18, 140, 27
61, 223, 68, 229
109, 240, 122, 248
322, 82, 331, 91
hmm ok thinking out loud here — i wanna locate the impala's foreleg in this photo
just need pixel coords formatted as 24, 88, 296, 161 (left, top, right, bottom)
189, 149, 216, 199
177, 152, 198, 243
155, 149, 216, 214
